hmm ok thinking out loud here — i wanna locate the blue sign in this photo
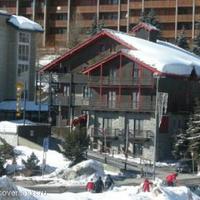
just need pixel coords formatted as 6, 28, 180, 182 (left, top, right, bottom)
43, 137, 49, 152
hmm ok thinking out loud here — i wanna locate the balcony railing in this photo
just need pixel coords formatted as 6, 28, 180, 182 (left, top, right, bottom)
52, 93, 69, 106
88, 100, 155, 112
52, 93, 90, 106
52, 73, 88, 84
88, 76, 153, 87
91, 128, 152, 139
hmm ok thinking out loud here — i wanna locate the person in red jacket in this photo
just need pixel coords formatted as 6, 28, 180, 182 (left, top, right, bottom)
143, 178, 153, 192
166, 173, 178, 186
86, 178, 95, 192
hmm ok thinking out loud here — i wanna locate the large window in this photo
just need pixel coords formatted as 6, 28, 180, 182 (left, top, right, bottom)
108, 91, 116, 108
132, 91, 139, 109
17, 32, 30, 77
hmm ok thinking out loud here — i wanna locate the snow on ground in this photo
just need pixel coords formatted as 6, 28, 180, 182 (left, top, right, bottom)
6, 146, 70, 175
0, 176, 199, 200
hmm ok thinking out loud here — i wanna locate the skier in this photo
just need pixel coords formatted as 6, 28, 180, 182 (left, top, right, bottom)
142, 178, 153, 192
166, 173, 178, 186
86, 178, 95, 192
94, 176, 104, 193
105, 174, 114, 190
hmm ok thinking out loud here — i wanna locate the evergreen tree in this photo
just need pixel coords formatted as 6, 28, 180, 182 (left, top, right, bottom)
22, 152, 40, 171
186, 110, 200, 167
192, 21, 200, 56
192, 34, 200, 56
0, 137, 14, 159
88, 15, 104, 35
139, 9, 160, 29
63, 125, 90, 166
172, 129, 190, 159
176, 27, 189, 50
0, 137, 14, 175
173, 98, 200, 171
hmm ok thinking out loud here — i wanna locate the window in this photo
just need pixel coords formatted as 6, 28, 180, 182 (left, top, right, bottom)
133, 62, 139, 79
109, 67, 117, 80
17, 32, 30, 77
108, 91, 116, 108
83, 86, 91, 99
134, 143, 143, 156
132, 91, 139, 109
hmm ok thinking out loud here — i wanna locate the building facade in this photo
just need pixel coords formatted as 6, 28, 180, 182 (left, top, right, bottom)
1, 0, 200, 48
0, 12, 42, 102
39, 28, 200, 161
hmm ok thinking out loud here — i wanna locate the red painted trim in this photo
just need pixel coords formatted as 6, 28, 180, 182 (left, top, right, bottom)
83, 52, 121, 74
119, 54, 122, 107
100, 64, 103, 102
39, 29, 134, 73
131, 22, 159, 33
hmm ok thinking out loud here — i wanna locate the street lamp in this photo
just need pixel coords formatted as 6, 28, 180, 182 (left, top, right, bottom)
191, 151, 195, 175
153, 72, 160, 180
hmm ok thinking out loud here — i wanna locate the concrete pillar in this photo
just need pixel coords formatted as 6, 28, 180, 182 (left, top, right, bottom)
126, 0, 130, 33
117, 0, 121, 31
32, 0, 36, 21
43, 0, 47, 47
67, 0, 71, 45
97, 0, 100, 25
16, 0, 19, 15
175, 0, 178, 39
142, 0, 145, 13
192, 0, 196, 39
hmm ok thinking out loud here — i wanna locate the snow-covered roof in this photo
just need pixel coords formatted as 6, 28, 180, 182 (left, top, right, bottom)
8, 15, 43, 32
104, 29, 200, 77
0, 101, 48, 111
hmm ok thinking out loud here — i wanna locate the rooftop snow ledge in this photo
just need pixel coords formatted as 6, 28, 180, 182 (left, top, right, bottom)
8, 15, 43, 32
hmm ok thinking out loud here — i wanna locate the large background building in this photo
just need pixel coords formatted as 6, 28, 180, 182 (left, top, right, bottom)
0, 0, 199, 49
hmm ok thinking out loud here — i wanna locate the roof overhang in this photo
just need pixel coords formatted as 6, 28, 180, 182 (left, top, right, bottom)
39, 29, 135, 73
131, 22, 159, 33
82, 50, 161, 75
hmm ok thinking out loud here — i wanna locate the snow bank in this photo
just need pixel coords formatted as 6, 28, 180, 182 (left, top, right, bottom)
0, 176, 199, 200
6, 146, 70, 174
62, 160, 104, 183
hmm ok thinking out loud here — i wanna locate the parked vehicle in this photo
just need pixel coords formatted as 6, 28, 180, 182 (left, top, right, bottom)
175, 159, 196, 173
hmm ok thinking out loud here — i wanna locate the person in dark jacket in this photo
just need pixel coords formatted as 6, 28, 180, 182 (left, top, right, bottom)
94, 176, 104, 193
105, 174, 114, 190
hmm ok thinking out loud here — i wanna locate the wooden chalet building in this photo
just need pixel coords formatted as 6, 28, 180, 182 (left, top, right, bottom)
39, 28, 200, 161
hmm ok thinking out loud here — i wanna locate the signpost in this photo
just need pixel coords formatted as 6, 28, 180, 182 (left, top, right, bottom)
42, 137, 49, 176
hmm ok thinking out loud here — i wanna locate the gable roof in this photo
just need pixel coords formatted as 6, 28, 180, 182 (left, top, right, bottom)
40, 28, 200, 77
131, 22, 159, 33
39, 29, 135, 73
82, 50, 160, 75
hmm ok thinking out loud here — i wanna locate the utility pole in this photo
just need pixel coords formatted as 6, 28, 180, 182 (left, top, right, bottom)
153, 74, 160, 180
23, 81, 27, 125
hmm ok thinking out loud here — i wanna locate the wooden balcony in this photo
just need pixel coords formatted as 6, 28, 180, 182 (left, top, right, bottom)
88, 99, 155, 112
49, 20, 67, 27
144, 0, 176, 8
88, 76, 153, 87
100, 5, 118, 12
52, 93, 69, 106
19, 7, 33, 15
77, 20, 93, 27
53, 73, 88, 84
48, 6, 68, 13
91, 128, 152, 140
76, 5, 97, 13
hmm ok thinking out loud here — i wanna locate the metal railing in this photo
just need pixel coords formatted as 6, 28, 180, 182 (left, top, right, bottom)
91, 128, 152, 139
